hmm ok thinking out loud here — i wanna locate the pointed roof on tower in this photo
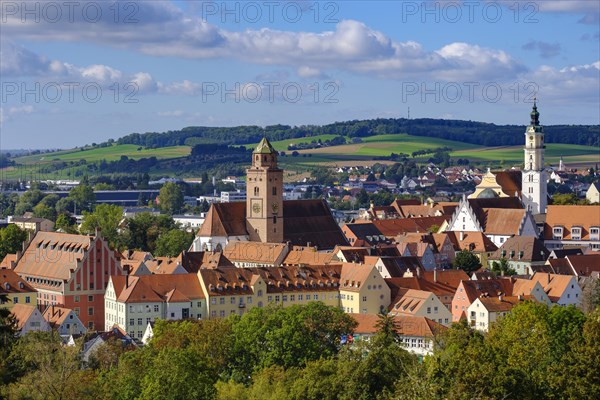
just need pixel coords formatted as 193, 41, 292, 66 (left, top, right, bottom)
254, 137, 277, 154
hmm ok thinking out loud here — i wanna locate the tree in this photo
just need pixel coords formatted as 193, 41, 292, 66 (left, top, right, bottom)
491, 258, 517, 276
68, 184, 96, 212
154, 229, 195, 257
32, 203, 56, 221
55, 213, 77, 234
4, 331, 99, 400
453, 249, 481, 274
158, 182, 184, 214
0, 293, 18, 385
123, 213, 177, 253
0, 225, 28, 261
80, 204, 124, 248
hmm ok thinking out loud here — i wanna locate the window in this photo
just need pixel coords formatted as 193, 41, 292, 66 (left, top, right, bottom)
74, 295, 80, 303
426, 307, 431, 314
268, 296, 273, 302
25, 296, 30, 304
137, 331, 142, 338
272, 187, 277, 195
211, 298, 216, 305
273, 216, 277, 224
146, 318, 151, 324
88, 307, 94, 316
282, 295, 288, 302
88, 295, 93, 302
197, 301, 201, 307
298, 294, 303, 301
219, 310, 225, 317
12, 297, 18, 304
220, 297, 225, 304
314, 294, 318, 300
230, 297, 235, 304
257, 290, 263, 297
211, 311, 217, 318
74, 307, 80, 316
247, 297, 252, 304
362, 296, 367, 302
129, 318, 134, 326
275, 295, 280, 302
138, 318, 142, 325
154, 305, 159, 312
254, 187, 259, 196
434, 306, 438, 314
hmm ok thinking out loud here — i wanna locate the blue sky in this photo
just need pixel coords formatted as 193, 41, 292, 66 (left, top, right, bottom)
1, 0, 599, 149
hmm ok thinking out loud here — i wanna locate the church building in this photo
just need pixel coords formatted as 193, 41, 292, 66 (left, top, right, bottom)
191, 138, 348, 252
469, 101, 548, 215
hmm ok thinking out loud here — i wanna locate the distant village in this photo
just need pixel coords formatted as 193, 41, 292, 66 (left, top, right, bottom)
1, 103, 599, 363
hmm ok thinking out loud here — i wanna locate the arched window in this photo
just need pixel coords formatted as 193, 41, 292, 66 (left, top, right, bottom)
272, 187, 277, 195
254, 187, 259, 196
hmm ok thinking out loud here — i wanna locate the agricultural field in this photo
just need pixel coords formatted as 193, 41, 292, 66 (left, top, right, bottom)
15, 144, 191, 164
245, 134, 342, 152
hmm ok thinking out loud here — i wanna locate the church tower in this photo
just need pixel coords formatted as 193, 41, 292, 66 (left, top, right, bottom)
522, 100, 547, 214
246, 138, 284, 243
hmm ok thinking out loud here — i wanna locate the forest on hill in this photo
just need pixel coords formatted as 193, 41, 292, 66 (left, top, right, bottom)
114, 118, 600, 149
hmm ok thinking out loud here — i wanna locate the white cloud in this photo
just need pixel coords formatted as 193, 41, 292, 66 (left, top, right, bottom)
0, 105, 34, 123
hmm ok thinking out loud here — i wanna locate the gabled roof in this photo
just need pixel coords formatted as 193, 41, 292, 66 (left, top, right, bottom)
11, 304, 38, 330
477, 295, 523, 312
385, 277, 455, 299
342, 223, 386, 246
0, 254, 17, 269
489, 236, 550, 262
446, 231, 498, 253
390, 289, 433, 315
371, 216, 450, 238
179, 251, 235, 271
482, 208, 527, 235
422, 269, 470, 289
530, 272, 578, 302
224, 242, 288, 264
365, 256, 422, 277
459, 279, 514, 303
282, 246, 335, 266
543, 205, 600, 240
112, 273, 204, 303
350, 313, 446, 337
14, 231, 95, 281
340, 263, 378, 293
0, 268, 36, 294
198, 199, 348, 250
43, 306, 78, 328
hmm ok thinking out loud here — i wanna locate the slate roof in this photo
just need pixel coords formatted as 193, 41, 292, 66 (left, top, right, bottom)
198, 199, 348, 250
489, 236, 550, 262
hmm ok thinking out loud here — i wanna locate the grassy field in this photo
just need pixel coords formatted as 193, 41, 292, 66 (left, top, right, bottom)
3, 135, 598, 181
246, 134, 342, 152
15, 144, 191, 164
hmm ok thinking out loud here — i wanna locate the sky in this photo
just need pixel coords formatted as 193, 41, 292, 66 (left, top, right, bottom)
1, 0, 599, 149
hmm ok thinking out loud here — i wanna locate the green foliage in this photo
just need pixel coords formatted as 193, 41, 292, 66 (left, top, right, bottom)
68, 184, 96, 212
154, 229, 195, 257
158, 182, 184, 214
552, 193, 590, 205
230, 302, 357, 377
55, 213, 77, 234
491, 258, 517, 276
453, 249, 482, 274
122, 213, 177, 253
80, 204, 124, 249
0, 224, 28, 261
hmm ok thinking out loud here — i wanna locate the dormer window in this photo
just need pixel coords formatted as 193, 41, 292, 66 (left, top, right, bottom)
553, 226, 564, 240
571, 226, 582, 241
590, 227, 599, 239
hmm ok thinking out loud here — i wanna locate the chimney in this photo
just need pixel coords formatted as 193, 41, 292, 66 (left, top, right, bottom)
459, 231, 464, 241
416, 267, 421, 278
433, 268, 437, 283
547, 272, 551, 283
125, 266, 130, 289
498, 293, 503, 302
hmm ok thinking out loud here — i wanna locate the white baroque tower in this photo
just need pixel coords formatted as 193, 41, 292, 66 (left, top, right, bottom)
522, 100, 547, 214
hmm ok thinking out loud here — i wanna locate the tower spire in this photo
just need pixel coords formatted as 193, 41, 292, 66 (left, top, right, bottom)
530, 97, 540, 126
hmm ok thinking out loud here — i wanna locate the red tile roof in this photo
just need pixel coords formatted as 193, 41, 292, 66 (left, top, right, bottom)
350, 313, 446, 337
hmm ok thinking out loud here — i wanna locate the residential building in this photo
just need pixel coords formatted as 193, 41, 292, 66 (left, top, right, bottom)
9, 216, 55, 232
11, 304, 51, 336
223, 242, 290, 268
530, 272, 582, 306
341, 223, 388, 247
14, 231, 125, 330
0, 268, 37, 310
349, 313, 446, 356
445, 196, 537, 248
488, 236, 550, 275
82, 326, 136, 363
104, 273, 206, 339
543, 254, 600, 276
43, 306, 87, 336
543, 205, 600, 251
389, 288, 453, 326
467, 295, 526, 331
585, 182, 599, 204
339, 263, 390, 314
452, 279, 514, 322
